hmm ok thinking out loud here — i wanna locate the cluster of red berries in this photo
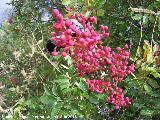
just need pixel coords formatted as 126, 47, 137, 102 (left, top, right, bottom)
50, 9, 134, 109
110, 45, 135, 82
86, 78, 112, 94
107, 88, 131, 109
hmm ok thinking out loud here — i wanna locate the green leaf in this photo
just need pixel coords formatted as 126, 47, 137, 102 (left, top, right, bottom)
144, 84, 152, 94
83, 92, 89, 99
133, 102, 144, 109
54, 78, 69, 83
142, 40, 154, 64
146, 52, 154, 63
140, 109, 154, 116
63, 88, 72, 94
131, 14, 143, 20
142, 65, 160, 78
148, 79, 160, 89
85, 10, 92, 17
62, 0, 71, 5
60, 84, 70, 90
51, 103, 61, 118
135, 59, 143, 68
44, 84, 51, 95
40, 95, 55, 105
26, 99, 36, 109
70, 109, 81, 115
98, 94, 106, 101
54, 76, 71, 92
94, 0, 105, 9
136, 46, 142, 58
149, 15, 155, 23
142, 15, 148, 25
65, 55, 72, 65
79, 80, 88, 92
97, 9, 105, 16
52, 85, 58, 96
89, 94, 99, 104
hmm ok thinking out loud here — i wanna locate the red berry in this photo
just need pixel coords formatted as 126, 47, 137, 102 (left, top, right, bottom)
56, 14, 63, 21
65, 7, 71, 12
90, 16, 96, 23
51, 52, 58, 56
124, 44, 129, 49
61, 52, 67, 57
65, 20, 72, 27
52, 9, 59, 17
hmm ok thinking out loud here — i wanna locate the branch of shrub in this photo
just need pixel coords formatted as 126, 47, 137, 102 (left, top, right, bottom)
129, 7, 159, 46
31, 32, 60, 72
129, 7, 159, 16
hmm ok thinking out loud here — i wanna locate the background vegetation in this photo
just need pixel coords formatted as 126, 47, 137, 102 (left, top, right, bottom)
0, 0, 160, 119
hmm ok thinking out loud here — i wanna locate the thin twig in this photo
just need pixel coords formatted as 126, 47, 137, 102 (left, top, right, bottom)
129, 7, 157, 15
131, 72, 137, 79
151, 15, 158, 47
31, 32, 60, 72
136, 21, 143, 58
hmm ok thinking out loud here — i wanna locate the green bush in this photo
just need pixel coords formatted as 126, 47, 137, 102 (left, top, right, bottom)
0, 0, 159, 119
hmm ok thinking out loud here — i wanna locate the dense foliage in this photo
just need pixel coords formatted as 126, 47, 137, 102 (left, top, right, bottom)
0, 0, 160, 119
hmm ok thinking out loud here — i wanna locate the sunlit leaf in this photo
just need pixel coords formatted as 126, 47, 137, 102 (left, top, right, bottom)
79, 80, 88, 92
131, 14, 143, 20
140, 109, 154, 116
97, 9, 105, 16
143, 40, 154, 63
51, 103, 61, 118
62, 0, 71, 6
148, 79, 160, 89
144, 84, 152, 94
142, 15, 148, 25
89, 94, 99, 104
136, 46, 142, 58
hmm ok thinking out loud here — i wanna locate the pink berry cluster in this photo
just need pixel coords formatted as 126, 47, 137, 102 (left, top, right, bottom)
86, 78, 112, 94
107, 88, 131, 109
50, 9, 134, 109
110, 45, 135, 82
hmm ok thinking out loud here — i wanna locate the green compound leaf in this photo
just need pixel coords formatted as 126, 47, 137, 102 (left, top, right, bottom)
140, 109, 154, 116
144, 84, 152, 94
89, 94, 99, 104
79, 80, 88, 92
97, 9, 105, 16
